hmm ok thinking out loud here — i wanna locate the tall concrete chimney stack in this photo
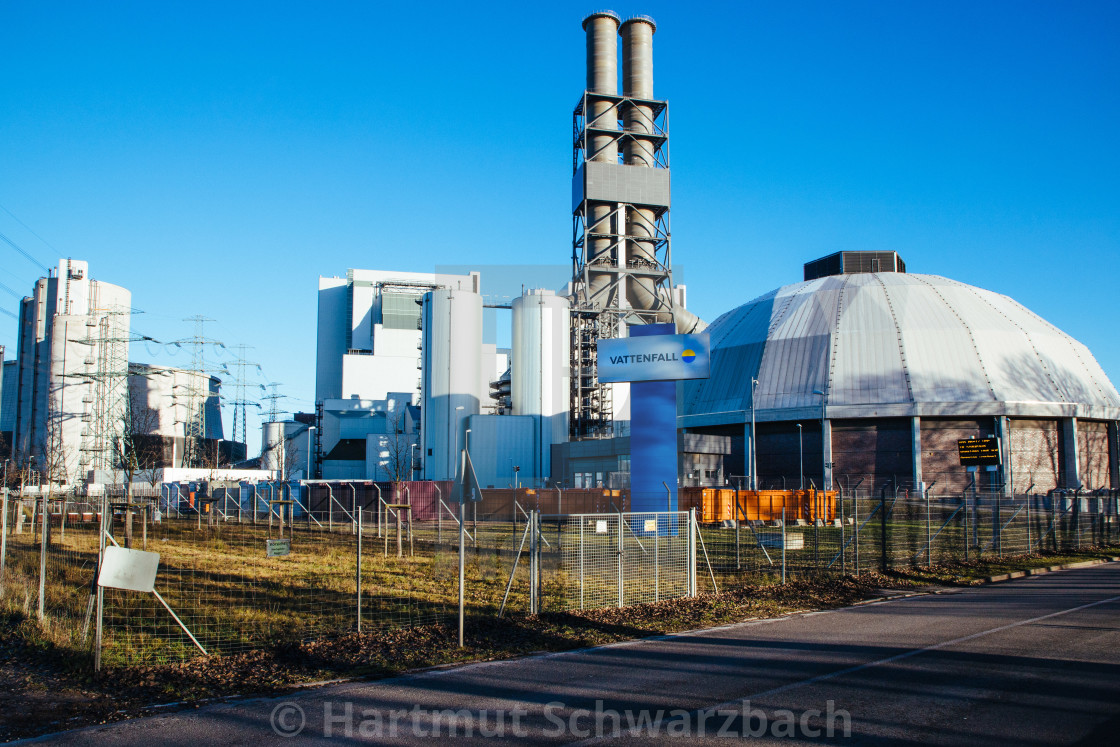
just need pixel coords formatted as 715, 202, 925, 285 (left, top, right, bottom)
582, 11, 621, 309
620, 16, 660, 316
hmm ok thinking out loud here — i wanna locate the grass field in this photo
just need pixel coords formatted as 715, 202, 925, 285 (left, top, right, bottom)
0, 512, 557, 666
1, 499, 1115, 668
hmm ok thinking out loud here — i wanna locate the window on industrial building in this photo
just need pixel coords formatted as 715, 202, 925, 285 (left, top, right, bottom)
381, 292, 422, 330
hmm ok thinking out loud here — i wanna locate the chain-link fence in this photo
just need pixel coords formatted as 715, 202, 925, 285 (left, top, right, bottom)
698, 486, 1120, 582
1, 482, 1117, 671
0, 492, 102, 652
550, 511, 694, 611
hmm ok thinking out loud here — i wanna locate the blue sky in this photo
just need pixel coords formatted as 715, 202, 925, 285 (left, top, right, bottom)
2, 1, 1118, 452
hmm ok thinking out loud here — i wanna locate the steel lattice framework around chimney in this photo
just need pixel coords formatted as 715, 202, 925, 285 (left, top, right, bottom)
569, 88, 676, 440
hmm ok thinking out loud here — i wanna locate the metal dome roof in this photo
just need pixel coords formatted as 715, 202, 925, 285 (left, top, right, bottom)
680, 273, 1120, 425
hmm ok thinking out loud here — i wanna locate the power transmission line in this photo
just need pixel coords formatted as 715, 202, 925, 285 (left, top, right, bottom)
0, 231, 49, 273
0, 202, 59, 257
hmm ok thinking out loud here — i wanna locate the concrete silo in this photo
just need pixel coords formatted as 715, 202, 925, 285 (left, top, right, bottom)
420, 288, 483, 481
512, 289, 571, 480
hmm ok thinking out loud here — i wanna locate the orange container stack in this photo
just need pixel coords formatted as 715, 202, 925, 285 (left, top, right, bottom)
680, 488, 838, 524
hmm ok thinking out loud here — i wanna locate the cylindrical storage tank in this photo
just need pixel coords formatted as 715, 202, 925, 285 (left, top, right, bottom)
260, 421, 307, 475
260, 422, 285, 472
421, 289, 483, 481
512, 289, 571, 481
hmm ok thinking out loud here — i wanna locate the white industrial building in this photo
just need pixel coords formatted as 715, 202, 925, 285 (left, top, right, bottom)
313, 268, 509, 481
9, 259, 131, 485
310, 266, 577, 488
129, 362, 227, 468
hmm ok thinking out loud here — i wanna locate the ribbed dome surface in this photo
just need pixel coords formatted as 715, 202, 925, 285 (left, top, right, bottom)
682, 273, 1120, 421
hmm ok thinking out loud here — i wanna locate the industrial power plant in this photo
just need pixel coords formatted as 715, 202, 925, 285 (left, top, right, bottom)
2, 10, 1120, 723
299, 10, 1120, 508
2, 11, 1118, 509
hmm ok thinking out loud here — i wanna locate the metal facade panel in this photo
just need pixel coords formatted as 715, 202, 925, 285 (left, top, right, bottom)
981, 289, 1120, 407
575, 161, 671, 210
830, 275, 910, 406
884, 273, 992, 404
758, 279, 834, 410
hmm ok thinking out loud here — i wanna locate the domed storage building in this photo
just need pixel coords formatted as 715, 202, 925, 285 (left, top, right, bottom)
679, 252, 1120, 495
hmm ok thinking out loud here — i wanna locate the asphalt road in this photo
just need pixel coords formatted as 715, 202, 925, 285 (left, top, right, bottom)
23, 563, 1120, 745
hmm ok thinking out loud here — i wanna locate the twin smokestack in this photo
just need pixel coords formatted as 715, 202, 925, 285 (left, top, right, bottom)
582, 11, 657, 167
582, 11, 663, 318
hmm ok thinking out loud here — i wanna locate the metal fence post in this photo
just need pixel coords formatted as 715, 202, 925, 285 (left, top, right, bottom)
0, 488, 8, 597
94, 494, 107, 672
854, 492, 860, 574
579, 515, 585, 610
529, 510, 536, 614
963, 492, 970, 562
1026, 491, 1032, 554
839, 486, 846, 575
530, 511, 539, 615
879, 485, 888, 573
38, 492, 48, 621
926, 485, 932, 565
781, 498, 787, 584
971, 479, 979, 555
617, 512, 624, 608
654, 513, 660, 602
996, 491, 1002, 557
458, 496, 465, 648
735, 498, 741, 571
1070, 488, 1079, 553
688, 508, 697, 597
356, 502, 363, 633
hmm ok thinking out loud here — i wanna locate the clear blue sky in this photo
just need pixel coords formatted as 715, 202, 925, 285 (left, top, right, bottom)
2, 1, 1118, 453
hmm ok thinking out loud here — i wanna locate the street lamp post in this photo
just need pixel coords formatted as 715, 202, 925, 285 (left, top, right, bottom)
812, 389, 827, 490
797, 423, 804, 491
750, 378, 759, 491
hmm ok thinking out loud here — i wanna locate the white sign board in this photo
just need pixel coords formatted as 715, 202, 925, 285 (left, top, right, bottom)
266, 538, 291, 557
98, 546, 160, 593
597, 333, 711, 383
595, 520, 609, 534
644, 519, 658, 532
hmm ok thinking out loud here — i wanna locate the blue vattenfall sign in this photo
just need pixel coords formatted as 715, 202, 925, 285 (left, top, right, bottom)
597, 333, 711, 383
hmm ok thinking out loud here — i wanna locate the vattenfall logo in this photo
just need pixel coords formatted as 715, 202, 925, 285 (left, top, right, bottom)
608, 348, 697, 365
